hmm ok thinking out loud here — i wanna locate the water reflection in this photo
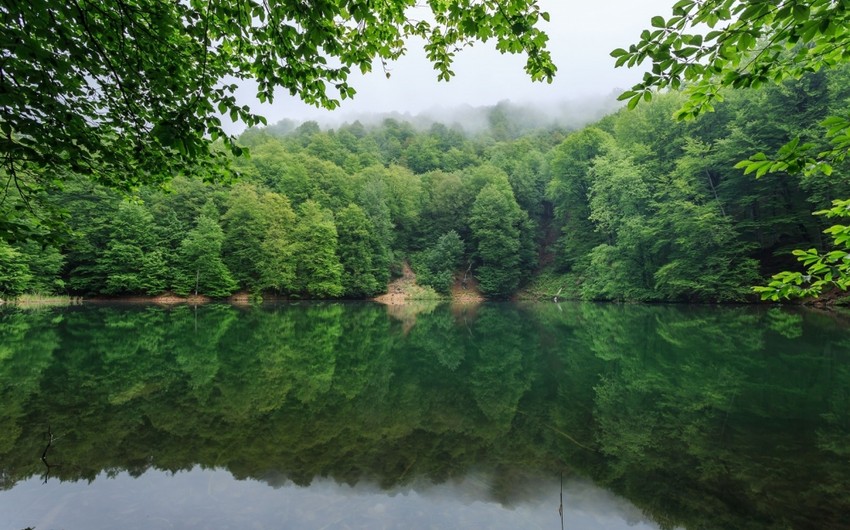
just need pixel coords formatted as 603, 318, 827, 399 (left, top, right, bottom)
0, 302, 848, 529
1, 469, 657, 530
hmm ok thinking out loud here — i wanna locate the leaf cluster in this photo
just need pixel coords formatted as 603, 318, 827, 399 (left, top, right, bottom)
612, 0, 850, 117
754, 198, 850, 300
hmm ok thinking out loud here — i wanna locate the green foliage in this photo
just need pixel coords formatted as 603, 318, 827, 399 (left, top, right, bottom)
5, 84, 848, 301
257, 192, 298, 294
651, 201, 760, 301
0, 241, 33, 297
98, 202, 169, 295
413, 230, 465, 293
417, 170, 468, 246
515, 266, 580, 300
755, 199, 850, 300
220, 183, 299, 293
544, 97, 769, 302
336, 204, 383, 297
546, 127, 613, 270
470, 181, 525, 296
15, 241, 65, 294
173, 204, 238, 297
291, 201, 343, 298
0, 0, 555, 195
613, 0, 848, 118
487, 139, 548, 218
617, 0, 850, 298
221, 184, 271, 289
359, 164, 422, 249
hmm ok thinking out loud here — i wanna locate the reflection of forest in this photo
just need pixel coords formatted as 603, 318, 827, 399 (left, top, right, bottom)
1, 302, 848, 529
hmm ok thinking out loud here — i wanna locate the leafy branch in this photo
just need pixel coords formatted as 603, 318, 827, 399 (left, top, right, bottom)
754, 199, 850, 300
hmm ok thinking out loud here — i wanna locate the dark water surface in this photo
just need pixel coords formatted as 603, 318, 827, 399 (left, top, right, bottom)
1, 301, 848, 529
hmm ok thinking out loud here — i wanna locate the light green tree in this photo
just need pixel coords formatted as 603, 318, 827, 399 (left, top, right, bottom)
257, 192, 298, 295
221, 184, 272, 290
0, 241, 33, 298
173, 204, 237, 297
336, 204, 383, 297
291, 201, 343, 298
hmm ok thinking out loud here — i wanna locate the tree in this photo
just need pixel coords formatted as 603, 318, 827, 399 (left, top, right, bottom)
173, 203, 237, 297
754, 199, 850, 299
62, 181, 123, 294
414, 230, 465, 294
354, 164, 422, 251
469, 181, 525, 297
291, 201, 343, 298
221, 184, 272, 290
355, 176, 394, 283
0, 241, 32, 298
1, 0, 555, 196
615, 0, 850, 298
257, 192, 298, 295
98, 202, 168, 295
15, 241, 65, 294
580, 148, 657, 300
546, 127, 614, 270
336, 204, 383, 297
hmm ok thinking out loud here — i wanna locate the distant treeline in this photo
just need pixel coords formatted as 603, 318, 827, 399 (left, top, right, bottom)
3, 70, 850, 301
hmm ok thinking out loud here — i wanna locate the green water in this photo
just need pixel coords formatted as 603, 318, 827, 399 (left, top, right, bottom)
1, 302, 848, 529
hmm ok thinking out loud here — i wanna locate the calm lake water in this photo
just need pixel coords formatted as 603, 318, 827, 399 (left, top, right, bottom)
1, 301, 848, 530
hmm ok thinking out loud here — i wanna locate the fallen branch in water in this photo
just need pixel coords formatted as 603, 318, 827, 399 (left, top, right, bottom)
41, 424, 60, 483
559, 471, 564, 530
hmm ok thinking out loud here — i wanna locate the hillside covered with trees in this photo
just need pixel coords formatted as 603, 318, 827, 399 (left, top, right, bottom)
3, 64, 850, 303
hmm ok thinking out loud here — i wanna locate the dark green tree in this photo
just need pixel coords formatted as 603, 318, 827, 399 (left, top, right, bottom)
356, 177, 394, 284
97, 202, 168, 295
257, 192, 298, 295
414, 230, 465, 294
469, 181, 525, 296
546, 127, 614, 271
14, 241, 65, 294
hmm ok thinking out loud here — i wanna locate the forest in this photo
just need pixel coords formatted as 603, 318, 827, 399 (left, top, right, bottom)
3, 65, 850, 302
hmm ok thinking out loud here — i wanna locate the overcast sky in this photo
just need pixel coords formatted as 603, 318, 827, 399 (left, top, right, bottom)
227, 0, 677, 132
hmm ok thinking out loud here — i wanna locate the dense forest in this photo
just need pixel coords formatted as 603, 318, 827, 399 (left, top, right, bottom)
3, 66, 850, 302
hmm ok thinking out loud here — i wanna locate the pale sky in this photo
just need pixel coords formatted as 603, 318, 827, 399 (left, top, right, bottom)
227, 0, 677, 132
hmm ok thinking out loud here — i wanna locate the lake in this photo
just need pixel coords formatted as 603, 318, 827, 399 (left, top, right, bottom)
1, 301, 848, 529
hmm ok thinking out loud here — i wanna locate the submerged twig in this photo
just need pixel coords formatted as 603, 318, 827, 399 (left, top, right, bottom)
515, 410, 598, 453
41, 423, 60, 483
559, 471, 564, 530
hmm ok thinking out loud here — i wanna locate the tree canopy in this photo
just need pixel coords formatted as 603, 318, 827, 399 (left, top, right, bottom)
1, 0, 555, 191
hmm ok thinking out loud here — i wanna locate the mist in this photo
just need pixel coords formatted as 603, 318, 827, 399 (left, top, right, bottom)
223, 0, 677, 136
245, 92, 624, 140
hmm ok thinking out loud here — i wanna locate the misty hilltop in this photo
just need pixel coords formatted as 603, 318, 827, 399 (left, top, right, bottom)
252, 94, 625, 139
